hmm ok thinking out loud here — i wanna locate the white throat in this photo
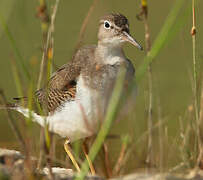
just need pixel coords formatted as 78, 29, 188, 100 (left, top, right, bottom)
96, 42, 126, 65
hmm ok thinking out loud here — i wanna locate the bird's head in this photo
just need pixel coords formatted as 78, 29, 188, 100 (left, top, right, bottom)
98, 13, 143, 50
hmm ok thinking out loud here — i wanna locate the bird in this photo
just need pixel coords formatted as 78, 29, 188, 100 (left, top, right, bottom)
0, 13, 143, 174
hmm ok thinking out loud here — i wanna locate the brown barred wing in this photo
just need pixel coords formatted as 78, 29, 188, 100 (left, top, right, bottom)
35, 85, 76, 114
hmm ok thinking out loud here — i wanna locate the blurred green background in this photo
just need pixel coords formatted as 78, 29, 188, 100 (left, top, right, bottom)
0, 0, 202, 171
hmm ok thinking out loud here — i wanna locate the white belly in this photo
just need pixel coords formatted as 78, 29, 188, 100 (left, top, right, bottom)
16, 76, 104, 142
47, 76, 102, 141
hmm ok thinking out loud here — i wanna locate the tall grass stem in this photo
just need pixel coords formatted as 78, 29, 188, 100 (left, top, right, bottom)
77, 67, 126, 179
139, 0, 153, 166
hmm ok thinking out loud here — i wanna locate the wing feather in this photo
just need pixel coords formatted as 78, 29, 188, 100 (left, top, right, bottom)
35, 45, 96, 114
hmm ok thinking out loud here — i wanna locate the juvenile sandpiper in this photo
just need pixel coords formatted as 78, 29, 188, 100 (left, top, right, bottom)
0, 13, 143, 173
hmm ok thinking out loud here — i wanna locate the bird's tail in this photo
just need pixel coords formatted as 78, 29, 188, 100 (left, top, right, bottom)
0, 102, 45, 128
0, 103, 18, 110
0, 96, 28, 110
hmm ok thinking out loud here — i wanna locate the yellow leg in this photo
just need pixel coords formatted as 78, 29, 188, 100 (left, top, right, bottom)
64, 139, 81, 172
82, 141, 96, 175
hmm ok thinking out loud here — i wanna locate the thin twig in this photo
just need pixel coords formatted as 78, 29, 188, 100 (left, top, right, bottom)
37, 0, 60, 172
120, 118, 166, 174
190, 0, 201, 168
113, 141, 127, 175
197, 82, 203, 168
146, 66, 153, 166
138, 0, 153, 166
37, 0, 60, 89
37, 0, 50, 89
199, 81, 203, 129
157, 95, 163, 172
103, 143, 112, 178
46, 0, 60, 80
197, 82, 203, 167
82, 140, 95, 175
37, 0, 50, 170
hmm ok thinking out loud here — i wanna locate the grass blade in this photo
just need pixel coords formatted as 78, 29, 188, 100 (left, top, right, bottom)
77, 67, 126, 179
136, 0, 187, 82
0, 0, 15, 39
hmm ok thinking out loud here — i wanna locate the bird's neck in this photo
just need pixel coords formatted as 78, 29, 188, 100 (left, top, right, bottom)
95, 42, 126, 65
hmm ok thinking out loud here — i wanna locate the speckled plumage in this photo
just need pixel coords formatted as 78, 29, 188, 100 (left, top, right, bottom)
5, 13, 142, 141
35, 44, 134, 114
101, 13, 130, 33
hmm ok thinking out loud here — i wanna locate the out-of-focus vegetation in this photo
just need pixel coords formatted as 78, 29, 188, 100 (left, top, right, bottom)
0, 0, 203, 178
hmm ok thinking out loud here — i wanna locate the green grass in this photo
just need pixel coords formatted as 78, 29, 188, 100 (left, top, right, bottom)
136, 0, 189, 82
0, 0, 202, 179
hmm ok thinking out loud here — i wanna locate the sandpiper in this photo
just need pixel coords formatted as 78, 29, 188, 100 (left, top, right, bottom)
1, 13, 143, 174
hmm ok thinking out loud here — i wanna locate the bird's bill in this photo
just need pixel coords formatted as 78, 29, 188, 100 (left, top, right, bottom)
122, 31, 143, 50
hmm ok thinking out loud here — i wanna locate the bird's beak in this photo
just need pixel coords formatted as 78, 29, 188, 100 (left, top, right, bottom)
122, 31, 143, 50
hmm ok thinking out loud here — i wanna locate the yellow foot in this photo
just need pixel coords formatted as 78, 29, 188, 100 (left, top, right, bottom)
82, 141, 96, 175
64, 139, 81, 172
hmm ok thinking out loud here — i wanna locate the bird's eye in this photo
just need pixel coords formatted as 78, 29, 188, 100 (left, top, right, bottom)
104, 21, 111, 29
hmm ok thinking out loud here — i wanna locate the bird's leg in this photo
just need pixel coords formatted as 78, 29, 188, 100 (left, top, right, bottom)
82, 139, 96, 175
64, 139, 80, 172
